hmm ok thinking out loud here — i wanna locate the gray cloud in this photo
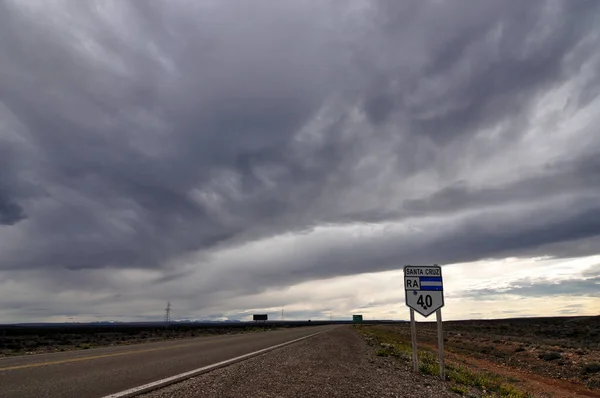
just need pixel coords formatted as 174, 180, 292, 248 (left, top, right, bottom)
558, 304, 584, 315
0, 142, 31, 225
0, 194, 26, 226
461, 277, 600, 299
403, 155, 600, 217
365, 1, 598, 143
0, 0, 599, 320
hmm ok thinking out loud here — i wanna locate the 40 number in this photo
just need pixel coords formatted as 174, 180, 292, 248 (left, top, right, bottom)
417, 294, 433, 309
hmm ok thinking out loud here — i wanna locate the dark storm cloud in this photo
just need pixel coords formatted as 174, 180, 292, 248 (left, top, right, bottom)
0, 0, 343, 270
0, 143, 33, 225
0, 0, 599, 319
369, 1, 600, 142
0, 192, 25, 225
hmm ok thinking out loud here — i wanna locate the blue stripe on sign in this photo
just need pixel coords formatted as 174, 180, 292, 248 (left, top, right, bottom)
421, 285, 443, 291
420, 277, 442, 282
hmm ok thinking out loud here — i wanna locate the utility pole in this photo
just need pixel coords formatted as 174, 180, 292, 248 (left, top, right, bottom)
164, 301, 171, 324
281, 308, 284, 321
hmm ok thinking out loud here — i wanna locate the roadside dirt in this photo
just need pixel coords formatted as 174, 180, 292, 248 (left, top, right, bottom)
420, 340, 600, 398
374, 320, 600, 398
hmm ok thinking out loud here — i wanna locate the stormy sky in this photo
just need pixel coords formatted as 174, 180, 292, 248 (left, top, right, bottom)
0, 0, 599, 323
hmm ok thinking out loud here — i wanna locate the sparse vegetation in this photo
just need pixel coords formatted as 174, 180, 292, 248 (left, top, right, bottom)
358, 316, 600, 394
375, 348, 389, 356
0, 324, 284, 357
357, 325, 533, 398
583, 362, 600, 374
449, 384, 468, 395
538, 351, 562, 361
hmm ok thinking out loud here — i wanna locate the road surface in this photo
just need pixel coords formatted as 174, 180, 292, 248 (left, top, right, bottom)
0, 326, 331, 398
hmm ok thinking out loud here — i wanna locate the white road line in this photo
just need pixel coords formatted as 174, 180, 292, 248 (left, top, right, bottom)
102, 329, 329, 398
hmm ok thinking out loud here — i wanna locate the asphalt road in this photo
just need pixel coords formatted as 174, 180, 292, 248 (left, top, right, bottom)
0, 326, 332, 398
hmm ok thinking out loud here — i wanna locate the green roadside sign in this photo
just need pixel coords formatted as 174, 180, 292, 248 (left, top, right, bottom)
352, 314, 363, 323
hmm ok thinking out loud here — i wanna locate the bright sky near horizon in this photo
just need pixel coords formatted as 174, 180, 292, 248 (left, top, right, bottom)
0, 0, 599, 323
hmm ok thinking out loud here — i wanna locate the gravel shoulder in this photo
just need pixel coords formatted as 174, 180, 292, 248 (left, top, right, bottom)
140, 325, 458, 398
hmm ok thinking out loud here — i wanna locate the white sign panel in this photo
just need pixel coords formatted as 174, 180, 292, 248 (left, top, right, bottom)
404, 265, 444, 317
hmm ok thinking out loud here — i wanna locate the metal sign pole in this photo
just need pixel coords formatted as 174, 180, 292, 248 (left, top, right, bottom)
436, 309, 445, 380
410, 308, 418, 372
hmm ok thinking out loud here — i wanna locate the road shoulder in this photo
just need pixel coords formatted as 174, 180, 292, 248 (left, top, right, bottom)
139, 325, 458, 398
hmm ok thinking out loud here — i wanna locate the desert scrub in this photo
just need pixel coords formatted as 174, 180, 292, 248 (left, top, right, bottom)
418, 350, 439, 376
375, 348, 389, 356
583, 362, 600, 374
446, 364, 532, 398
449, 384, 468, 396
538, 351, 562, 361
357, 325, 532, 398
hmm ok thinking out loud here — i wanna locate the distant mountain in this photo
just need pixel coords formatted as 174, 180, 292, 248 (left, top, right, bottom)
0, 319, 246, 327
173, 319, 242, 323
90, 321, 124, 324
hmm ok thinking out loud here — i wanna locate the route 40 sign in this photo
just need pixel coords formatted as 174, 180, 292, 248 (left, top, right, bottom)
404, 265, 444, 317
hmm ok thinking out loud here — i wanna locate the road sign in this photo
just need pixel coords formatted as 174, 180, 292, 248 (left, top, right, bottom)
253, 314, 268, 321
404, 265, 444, 317
352, 315, 363, 323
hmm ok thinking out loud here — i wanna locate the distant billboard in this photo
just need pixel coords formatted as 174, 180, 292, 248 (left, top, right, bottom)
253, 314, 268, 321
353, 315, 363, 323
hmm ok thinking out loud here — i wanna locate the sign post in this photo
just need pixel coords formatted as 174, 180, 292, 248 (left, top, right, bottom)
436, 309, 445, 380
410, 308, 418, 371
404, 265, 445, 380
352, 314, 363, 323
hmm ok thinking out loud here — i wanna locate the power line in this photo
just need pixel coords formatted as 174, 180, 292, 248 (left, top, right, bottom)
164, 301, 171, 324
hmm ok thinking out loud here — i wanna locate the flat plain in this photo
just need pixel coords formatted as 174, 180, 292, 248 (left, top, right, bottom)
358, 315, 600, 397
0, 323, 287, 357
1, 316, 598, 397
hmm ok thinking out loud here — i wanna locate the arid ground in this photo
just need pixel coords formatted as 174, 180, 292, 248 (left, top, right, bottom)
357, 315, 600, 397
0, 324, 281, 357
2, 317, 598, 397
